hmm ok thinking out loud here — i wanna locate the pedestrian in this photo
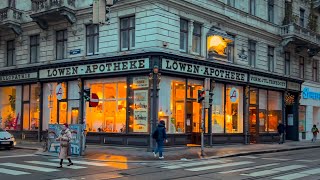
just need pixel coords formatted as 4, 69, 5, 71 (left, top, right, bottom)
56, 123, 73, 168
277, 121, 285, 144
152, 120, 168, 159
311, 124, 319, 143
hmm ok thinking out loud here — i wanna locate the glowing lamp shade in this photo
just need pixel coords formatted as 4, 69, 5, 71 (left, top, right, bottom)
207, 35, 232, 56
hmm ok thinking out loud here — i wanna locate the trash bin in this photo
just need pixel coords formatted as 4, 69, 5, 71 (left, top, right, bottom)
302, 132, 306, 140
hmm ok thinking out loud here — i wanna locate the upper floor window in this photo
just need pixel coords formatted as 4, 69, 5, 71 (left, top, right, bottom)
86, 24, 99, 55
248, 40, 256, 67
299, 56, 305, 79
120, 16, 135, 51
268, 0, 274, 23
192, 23, 201, 54
8, 0, 16, 8
180, 19, 188, 52
285, 52, 290, 75
300, 8, 305, 27
313, 60, 318, 82
56, 30, 67, 60
7, 40, 15, 66
227, 0, 235, 7
30, 35, 40, 63
249, 0, 256, 15
268, 46, 274, 72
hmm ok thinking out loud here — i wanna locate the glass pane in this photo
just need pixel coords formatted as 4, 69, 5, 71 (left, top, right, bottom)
68, 100, 79, 124
104, 83, 116, 99
121, 31, 128, 49
180, 19, 188, 31
212, 83, 224, 133
130, 29, 135, 48
30, 84, 40, 130
118, 82, 127, 99
59, 102, 67, 124
250, 89, 257, 105
192, 35, 201, 54
87, 37, 92, 54
226, 85, 243, 133
94, 35, 99, 53
187, 79, 202, 99
180, 32, 187, 51
63, 41, 67, 58
23, 85, 29, 101
193, 24, 201, 34
268, 91, 282, 132
191, 101, 201, 133
91, 83, 103, 99
299, 106, 306, 132
23, 104, 30, 130
130, 17, 135, 28
31, 46, 37, 63
121, 18, 129, 29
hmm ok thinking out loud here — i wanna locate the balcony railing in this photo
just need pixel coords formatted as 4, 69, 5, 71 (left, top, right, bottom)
0, 7, 22, 22
280, 23, 320, 45
31, 0, 75, 12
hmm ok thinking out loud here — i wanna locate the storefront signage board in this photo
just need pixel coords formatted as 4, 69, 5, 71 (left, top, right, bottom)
133, 77, 149, 89
40, 59, 149, 79
302, 87, 320, 100
162, 59, 247, 82
249, 75, 286, 89
133, 90, 148, 132
0, 72, 38, 82
287, 81, 301, 91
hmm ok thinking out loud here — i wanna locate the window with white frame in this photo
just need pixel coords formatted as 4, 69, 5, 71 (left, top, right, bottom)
7, 40, 15, 66
268, 0, 274, 23
285, 52, 290, 75
120, 16, 135, 51
299, 56, 305, 79
86, 24, 99, 55
30, 35, 40, 63
180, 19, 188, 52
56, 30, 67, 60
192, 23, 201, 54
268, 46, 274, 72
248, 40, 256, 67
249, 0, 256, 15
313, 60, 318, 82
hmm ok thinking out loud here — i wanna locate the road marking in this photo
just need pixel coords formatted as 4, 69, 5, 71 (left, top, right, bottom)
296, 159, 315, 162
162, 159, 230, 170
50, 159, 109, 167
261, 158, 290, 161
185, 161, 254, 172
239, 155, 259, 159
273, 168, 320, 180
0, 163, 59, 172
0, 154, 37, 159
218, 163, 280, 174
241, 165, 306, 177
26, 161, 87, 170
0, 167, 30, 175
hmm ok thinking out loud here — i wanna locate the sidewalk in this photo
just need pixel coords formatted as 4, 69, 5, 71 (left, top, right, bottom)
15, 140, 320, 162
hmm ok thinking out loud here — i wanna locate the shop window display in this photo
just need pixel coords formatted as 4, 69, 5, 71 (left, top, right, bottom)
0, 86, 22, 130
212, 83, 225, 133
186, 79, 203, 133
259, 90, 267, 132
225, 85, 243, 133
85, 78, 127, 133
23, 84, 40, 130
268, 91, 282, 132
299, 106, 306, 132
43, 83, 58, 130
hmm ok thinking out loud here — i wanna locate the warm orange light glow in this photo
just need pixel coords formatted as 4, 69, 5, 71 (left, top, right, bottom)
207, 35, 232, 56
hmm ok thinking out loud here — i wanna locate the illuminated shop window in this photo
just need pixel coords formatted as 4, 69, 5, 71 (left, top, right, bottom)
212, 83, 225, 133
0, 86, 22, 130
299, 106, 306, 133
207, 34, 234, 61
23, 84, 40, 131
268, 91, 281, 132
186, 79, 203, 133
225, 85, 243, 133
85, 78, 127, 133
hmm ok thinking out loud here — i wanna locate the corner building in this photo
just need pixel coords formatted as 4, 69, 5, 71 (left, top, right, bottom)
1, 0, 319, 146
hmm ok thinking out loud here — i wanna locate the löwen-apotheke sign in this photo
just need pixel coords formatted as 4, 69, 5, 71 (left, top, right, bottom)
39, 59, 149, 79
162, 59, 248, 82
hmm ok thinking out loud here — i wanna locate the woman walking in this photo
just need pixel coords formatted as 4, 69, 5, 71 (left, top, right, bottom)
56, 123, 73, 168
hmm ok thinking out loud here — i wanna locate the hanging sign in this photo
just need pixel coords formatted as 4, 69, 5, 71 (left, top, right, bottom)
89, 93, 99, 107
229, 87, 239, 103
55, 83, 63, 100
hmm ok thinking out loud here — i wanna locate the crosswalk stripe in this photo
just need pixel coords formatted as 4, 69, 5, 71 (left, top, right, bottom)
185, 161, 254, 172
273, 168, 320, 180
162, 159, 229, 170
0, 167, 30, 175
241, 165, 306, 177
25, 161, 87, 169
0, 163, 59, 172
239, 155, 259, 159
49, 159, 108, 167
261, 158, 290, 161
218, 163, 280, 174
0, 154, 37, 159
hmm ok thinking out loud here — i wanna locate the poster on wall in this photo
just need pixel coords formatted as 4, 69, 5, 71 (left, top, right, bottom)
288, 114, 294, 126
133, 90, 148, 132
133, 77, 149, 89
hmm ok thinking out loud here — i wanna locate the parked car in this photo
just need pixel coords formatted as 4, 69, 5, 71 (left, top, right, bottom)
0, 128, 16, 149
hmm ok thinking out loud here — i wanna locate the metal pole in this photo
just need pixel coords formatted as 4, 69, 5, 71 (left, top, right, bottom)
201, 100, 205, 157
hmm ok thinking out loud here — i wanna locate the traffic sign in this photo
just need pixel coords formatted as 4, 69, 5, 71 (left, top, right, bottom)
89, 93, 99, 107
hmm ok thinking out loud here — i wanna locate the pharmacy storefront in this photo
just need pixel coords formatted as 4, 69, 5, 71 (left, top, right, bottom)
300, 82, 320, 140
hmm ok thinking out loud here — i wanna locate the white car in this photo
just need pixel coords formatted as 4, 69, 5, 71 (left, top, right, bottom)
0, 128, 16, 149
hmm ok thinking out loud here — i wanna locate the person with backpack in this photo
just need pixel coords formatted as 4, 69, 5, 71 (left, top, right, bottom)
152, 120, 168, 159
311, 124, 319, 143
277, 121, 285, 144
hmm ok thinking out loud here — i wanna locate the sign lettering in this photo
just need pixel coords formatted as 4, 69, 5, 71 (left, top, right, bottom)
0, 72, 37, 82
302, 87, 320, 100
249, 75, 286, 89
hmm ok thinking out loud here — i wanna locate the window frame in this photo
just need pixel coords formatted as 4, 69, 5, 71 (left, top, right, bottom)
285, 52, 290, 75
180, 18, 188, 52
120, 16, 135, 51
86, 24, 99, 55
227, 0, 235, 7
268, 46, 274, 72
299, 56, 305, 79
268, 0, 274, 23
300, 8, 305, 27
192, 22, 201, 55
249, 0, 256, 15
56, 29, 68, 60
7, 40, 15, 67
30, 35, 40, 63
313, 60, 318, 82
248, 40, 256, 67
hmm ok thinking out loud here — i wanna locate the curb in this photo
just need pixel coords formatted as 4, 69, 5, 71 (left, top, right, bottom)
14, 146, 42, 151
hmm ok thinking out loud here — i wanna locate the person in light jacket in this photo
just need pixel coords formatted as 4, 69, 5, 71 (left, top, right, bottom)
56, 123, 73, 168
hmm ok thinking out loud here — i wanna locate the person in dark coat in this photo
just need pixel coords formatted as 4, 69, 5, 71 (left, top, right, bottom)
153, 120, 168, 159
277, 121, 285, 144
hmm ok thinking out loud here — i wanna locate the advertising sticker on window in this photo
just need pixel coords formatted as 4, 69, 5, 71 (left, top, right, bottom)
133, 90, 148, 132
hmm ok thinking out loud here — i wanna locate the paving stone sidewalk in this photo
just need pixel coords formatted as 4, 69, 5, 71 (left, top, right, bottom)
14, 140, 320, 162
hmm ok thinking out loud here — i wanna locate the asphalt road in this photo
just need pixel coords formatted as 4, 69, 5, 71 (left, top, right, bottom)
1, 148, 320, 180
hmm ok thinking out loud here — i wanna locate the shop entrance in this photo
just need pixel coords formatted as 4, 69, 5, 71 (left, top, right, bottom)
186, 101, 202, 144
249, 106, 259, 143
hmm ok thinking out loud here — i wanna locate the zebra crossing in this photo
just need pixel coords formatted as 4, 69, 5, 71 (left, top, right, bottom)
0, 159, 111, 176
159, 157, 320, 180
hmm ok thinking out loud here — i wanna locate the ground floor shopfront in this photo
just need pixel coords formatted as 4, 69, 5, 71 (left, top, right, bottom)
0, 53, 302, 146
